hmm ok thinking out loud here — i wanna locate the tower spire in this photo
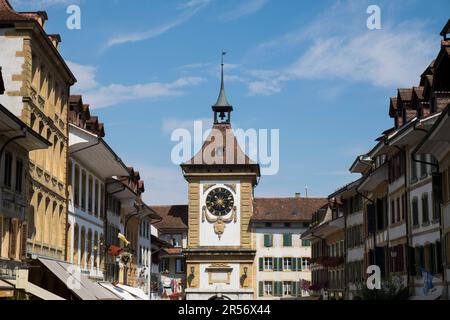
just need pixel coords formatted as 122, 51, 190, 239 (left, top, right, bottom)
212, 51, 233, 124
213, 50, 232, 108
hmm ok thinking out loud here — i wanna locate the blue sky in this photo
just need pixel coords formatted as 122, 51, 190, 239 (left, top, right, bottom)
11, 0, 450, 204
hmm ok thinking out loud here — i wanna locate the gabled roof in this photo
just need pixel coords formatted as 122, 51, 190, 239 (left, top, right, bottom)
440, 19, 450, 38
251, 197, 328, 223
0, 0, 76, 85
151, 205, 189, 230
389, 97, 398, 118
181, 123, 261, 183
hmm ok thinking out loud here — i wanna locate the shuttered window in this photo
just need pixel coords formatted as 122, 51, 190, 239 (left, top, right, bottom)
283, 234, 292, 247
263, 234, 273, 247
15, 158, 24, 193
283, 258, 293, 271
259, 257, 264, 271
422, 194, 429, 224
9, 219, 18, 259
412, 198, 419, 227
302, 239, 311, 247
274, 281, 282, 297
264, 257, 273, 271
20, 223, 28, 259
263, 281, 273, 296
258, 282, 264, 297
3, 152, 12, 188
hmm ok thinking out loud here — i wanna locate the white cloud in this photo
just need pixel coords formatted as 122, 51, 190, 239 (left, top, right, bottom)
103, 0, 210, 50
177, 0, 212, 10
161, 117, 211, 135
67, 61, 98, 92
242, 1, 438, 95
220, 0, 269, 21
137, 164, 188, 205
11, 0, 79, 8
68, 61, 204, 109
83, 76, 204, 109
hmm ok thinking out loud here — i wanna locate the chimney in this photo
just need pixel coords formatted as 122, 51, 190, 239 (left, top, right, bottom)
48, 34, 61, 50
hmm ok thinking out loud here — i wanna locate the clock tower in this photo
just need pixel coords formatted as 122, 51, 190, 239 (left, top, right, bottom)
182, 57, 260, 300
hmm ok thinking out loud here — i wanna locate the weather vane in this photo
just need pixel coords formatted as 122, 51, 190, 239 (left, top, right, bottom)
221, 50, 227, 65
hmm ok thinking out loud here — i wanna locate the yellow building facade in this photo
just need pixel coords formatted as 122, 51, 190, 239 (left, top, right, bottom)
0, 3, 76, 261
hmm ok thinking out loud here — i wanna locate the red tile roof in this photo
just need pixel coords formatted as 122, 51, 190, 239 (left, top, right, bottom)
181, 123, 260, 177
152, 205, 189, 230
252, 197, 328, 222
0, 0, 32, 21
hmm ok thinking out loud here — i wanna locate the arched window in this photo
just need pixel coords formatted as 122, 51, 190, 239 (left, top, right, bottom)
87, 229, 93, 268
422, 193, 429, 224
73, 224, 79, 265
99, 234, 105, 270
44, 197, 51, 244
74, 164, 80, 207
36, 193, 43, 242
80, 226, 86, 268
81, 170, 87, 211
412, 197, 419, 227
88, 175, 93, 214
94, 180, 99, 217
94, 231, 99, 269
51, 201, 58, 246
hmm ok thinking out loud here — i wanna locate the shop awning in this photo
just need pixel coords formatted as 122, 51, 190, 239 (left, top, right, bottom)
37, 257, 120, 300
3, 279, 65, 300
116, 284, 149, 300
98, 282, 139, 300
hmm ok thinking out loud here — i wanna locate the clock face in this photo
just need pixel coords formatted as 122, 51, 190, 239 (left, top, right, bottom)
206, 187, 234, 217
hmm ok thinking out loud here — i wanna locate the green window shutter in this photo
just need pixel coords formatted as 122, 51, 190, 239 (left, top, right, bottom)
292, 258, 297, 271
292, 281, 298, 296
297, 258, 302, 271
278, 258, 283, 271
274, 282, 281, 297
273, 257, 278, 271
259, 257, 264, 271
264, 234, 273, 247
259, 282, 264, 297
283, 234, 292, 247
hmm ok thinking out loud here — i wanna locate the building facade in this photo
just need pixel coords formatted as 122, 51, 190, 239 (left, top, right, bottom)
304, 19, 450, 300
0, 0, 76, 262
0, 102, 50, 299
252, 197, 326, 300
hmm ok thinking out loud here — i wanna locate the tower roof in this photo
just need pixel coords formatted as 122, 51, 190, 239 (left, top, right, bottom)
212, 52, 232, 109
